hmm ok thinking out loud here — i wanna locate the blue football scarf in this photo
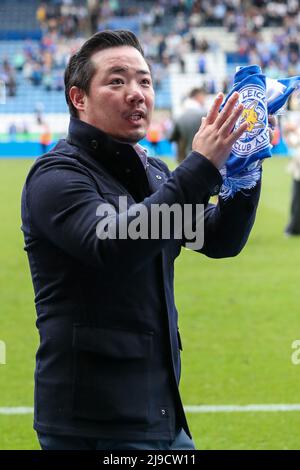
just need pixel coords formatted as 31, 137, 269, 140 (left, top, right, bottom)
220, 65, 300, 199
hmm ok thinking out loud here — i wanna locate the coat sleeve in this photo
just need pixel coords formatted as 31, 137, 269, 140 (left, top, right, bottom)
24, 151, 222, 277
183, 174, 262, 258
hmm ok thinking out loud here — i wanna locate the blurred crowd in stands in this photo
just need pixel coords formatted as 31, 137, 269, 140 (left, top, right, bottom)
236, 1, 300, 77
1, 0, 300, 100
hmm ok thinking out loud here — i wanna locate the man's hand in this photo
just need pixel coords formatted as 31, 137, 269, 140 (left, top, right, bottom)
192, 91, 248, 169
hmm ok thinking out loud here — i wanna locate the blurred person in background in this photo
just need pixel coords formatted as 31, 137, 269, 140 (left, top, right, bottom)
22, 29, 267, 451
284, 121, 300, 236
39, 120, 52, 154
8, 122, 17, 142
170, 87, 208, 163
146, 120, 162, 156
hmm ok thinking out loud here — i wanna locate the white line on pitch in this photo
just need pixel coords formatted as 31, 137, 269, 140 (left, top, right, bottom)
184, 404, 300, 413
2, 405, 300, 415
0, 407, 33, 415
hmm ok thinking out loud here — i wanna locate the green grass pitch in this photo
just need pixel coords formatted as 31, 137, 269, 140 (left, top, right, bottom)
0, 156, 300, 449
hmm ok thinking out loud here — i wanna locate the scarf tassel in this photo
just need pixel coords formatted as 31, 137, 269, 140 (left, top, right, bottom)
220, 167, 261, 200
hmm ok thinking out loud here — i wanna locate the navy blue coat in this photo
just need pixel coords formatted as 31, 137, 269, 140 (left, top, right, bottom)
21, 117, 261, 440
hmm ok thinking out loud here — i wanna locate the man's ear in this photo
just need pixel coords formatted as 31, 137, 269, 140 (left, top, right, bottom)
69, 86, 86, 113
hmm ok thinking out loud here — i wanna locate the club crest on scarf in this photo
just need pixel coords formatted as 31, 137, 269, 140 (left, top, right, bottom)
216, 65, 300, 199
233, 84, 269, 158
219, 65, 270, 199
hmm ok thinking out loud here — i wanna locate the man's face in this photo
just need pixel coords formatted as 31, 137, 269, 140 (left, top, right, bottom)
78, 46, 154, 143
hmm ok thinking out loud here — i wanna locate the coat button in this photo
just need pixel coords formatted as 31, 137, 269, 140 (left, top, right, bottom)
91, 140, 98, 149
156, 175, 162, 180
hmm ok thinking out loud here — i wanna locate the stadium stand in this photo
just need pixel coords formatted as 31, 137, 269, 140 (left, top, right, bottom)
0, 0, 299, 154
0, 0, 41, 40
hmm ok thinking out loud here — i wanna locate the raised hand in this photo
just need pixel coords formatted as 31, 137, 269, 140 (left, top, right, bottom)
192, 91, 248, 169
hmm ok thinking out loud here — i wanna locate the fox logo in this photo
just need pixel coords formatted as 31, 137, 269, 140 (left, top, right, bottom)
241, 100, 265, 133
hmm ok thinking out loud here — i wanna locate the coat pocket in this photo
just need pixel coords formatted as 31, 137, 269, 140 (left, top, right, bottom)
72, 325, 153, 424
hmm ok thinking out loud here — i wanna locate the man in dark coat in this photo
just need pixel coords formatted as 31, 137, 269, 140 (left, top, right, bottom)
22, 30, 260, 450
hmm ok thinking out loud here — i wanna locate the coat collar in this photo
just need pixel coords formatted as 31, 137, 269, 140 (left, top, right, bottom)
67, 117, 144, 167
67, 117, 151, 200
